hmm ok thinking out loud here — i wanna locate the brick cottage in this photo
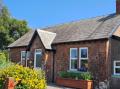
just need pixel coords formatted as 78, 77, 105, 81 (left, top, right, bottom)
8, 0, 120, 88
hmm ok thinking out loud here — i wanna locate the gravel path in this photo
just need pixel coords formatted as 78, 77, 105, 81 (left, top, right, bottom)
47, 84, 74, 89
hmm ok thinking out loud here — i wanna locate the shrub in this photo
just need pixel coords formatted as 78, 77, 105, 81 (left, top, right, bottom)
2, 50, 9, 61
0, 52, 7, 65
59, 71, 92, 80
0, 62, 12, 69
0, 64, 46, 89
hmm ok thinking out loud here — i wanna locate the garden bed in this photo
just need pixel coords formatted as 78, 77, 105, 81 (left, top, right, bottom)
56, 77, 93, 89
56, 71, 93, 89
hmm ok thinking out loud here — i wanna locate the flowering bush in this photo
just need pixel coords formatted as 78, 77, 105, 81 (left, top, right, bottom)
0, 64, 46, 89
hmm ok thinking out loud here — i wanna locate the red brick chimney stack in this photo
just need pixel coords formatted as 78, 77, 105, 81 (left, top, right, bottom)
116, 0, 120, 14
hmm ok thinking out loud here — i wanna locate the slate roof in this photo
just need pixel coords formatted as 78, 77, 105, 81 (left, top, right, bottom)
8, 13, 120, 48
37, 29, 56, 49
44, 14, 120, 44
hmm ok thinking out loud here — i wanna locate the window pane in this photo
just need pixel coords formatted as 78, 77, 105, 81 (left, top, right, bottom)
21, 51, 26, 59
27, 51, 30, 59
71, 49, 78, 58
71, 60, 77, 69
79, 60, 88, 72
116, 62, 120, 66
115, 68, 120, 74
81, 48, 88, 58
36, 54, 42, 67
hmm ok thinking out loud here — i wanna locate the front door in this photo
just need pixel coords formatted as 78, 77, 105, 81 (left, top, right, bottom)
34, 49, 42, 69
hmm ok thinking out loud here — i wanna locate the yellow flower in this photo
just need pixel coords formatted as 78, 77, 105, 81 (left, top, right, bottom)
15, 77, 20, 82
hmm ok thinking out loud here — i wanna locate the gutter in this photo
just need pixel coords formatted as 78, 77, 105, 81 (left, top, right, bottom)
7, 46, 27, 49
52, 38, 108, 45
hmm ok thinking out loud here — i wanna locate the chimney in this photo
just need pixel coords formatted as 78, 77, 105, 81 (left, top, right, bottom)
116, 0, 120, 14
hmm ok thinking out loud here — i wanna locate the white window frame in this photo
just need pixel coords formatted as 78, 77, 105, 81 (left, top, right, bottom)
70, 48, 78, 71
79, 47, 88, 69
34, 49, 42, 69
21, 51, 26, 65
79, 47, 88, 59
114, 61, 120, 75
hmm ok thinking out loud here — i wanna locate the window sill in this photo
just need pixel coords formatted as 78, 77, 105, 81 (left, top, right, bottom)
68, 70, 88, 73
68, 69, 78, 72
112, 75, 120, 78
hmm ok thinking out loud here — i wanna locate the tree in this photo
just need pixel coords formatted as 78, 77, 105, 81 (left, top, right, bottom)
0, 1, 30, 50
0, 0, 3, 13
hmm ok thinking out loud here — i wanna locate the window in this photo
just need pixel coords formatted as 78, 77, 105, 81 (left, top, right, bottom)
79, 48, 88, 72
26, 51, 30, 59
21, 51, 30, 60
21, 51, 26, 60
21, 51, 30, 66
21, 51, 26, 65
69, 47, 88, 72
80, 48, 88, 59
114, 61, 120, 75
34, 49, 42, 68
70, 48, 78, 70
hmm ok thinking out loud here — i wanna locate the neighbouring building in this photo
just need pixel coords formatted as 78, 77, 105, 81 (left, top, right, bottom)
8, 0, 120, 89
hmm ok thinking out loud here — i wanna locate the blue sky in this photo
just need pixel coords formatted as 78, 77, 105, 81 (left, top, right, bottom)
4, 0, 115, 28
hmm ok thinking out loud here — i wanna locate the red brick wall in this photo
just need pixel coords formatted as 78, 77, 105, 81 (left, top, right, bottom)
9, 47, 26, 64
45, 51, 54, 82
53, 40, 108, 82
9, 35, 110, 83
28, 34, 53, 82
27, 34, 45, 68
9, 34, 54, 82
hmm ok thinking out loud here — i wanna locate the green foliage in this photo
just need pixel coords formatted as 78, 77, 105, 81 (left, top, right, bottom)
0, 64, 46, 89
0, 61, 12, 69
0, 62, 13, 89
15, 84, 29, 89
2, 50, 9, 60
0, 2, 30, 50
0, 51, 9, 67
59, 71, 92, 80
0, 52, 6, 65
